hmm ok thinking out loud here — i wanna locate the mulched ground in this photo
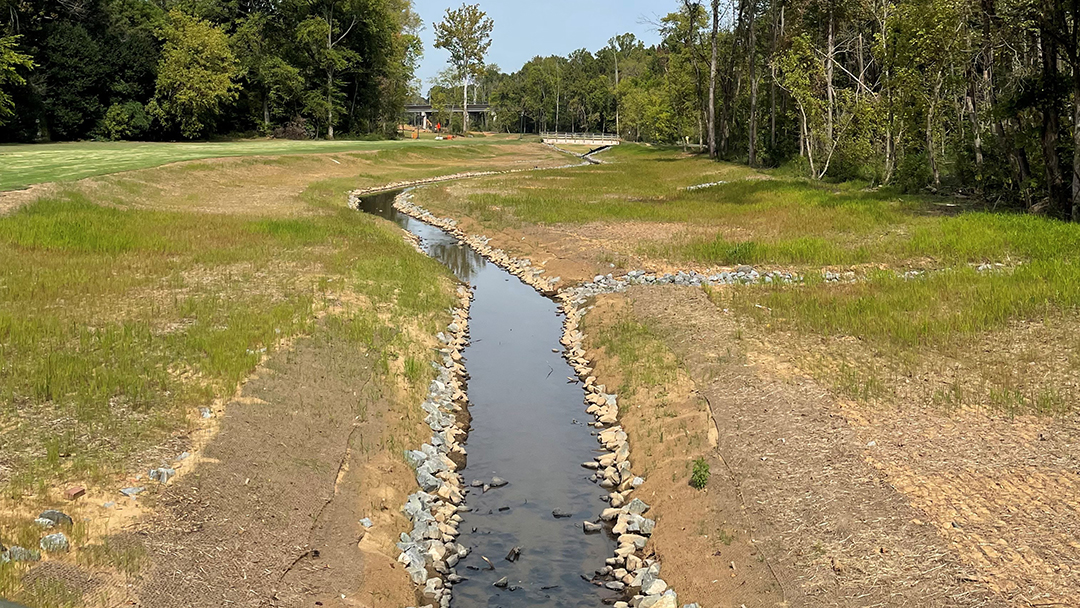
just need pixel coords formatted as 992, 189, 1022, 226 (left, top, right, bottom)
624, 285, 1010, 607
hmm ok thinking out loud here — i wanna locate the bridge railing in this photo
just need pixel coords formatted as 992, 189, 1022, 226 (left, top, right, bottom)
540, 132, 620, 140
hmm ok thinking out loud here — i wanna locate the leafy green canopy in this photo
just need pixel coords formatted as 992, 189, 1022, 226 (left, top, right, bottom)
0, 0, 422, 142
151, 11, 240, 139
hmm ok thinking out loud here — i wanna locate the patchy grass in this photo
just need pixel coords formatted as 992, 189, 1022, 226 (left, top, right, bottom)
0, 142, 571, 501
420, 144, 1080, 415
0, 187, 454, 499
593, 315, 680, 401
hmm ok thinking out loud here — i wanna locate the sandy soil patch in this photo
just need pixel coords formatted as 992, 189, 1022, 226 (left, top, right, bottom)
597, 285, 1009, 607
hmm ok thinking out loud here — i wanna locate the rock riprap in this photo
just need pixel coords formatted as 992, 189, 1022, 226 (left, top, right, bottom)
380, 191, 701, 608
397, 285, 473, 608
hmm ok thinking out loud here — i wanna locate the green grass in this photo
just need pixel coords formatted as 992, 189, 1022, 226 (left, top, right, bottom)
690, 457, 710, 490
420, 143, 1080, 415
0, 158, 460, 500
0, 138, 517, 191
592, 315, 680, 400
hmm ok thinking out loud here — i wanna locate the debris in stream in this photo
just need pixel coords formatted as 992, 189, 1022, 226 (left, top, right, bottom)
552, 509, 573, 518
505, 546, 521, 562
493, 576, 508, 588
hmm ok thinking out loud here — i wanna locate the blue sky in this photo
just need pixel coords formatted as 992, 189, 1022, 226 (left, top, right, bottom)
412, 0, 665, 89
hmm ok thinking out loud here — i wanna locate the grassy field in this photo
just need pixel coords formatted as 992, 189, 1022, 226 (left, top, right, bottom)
0, 141, 569, 605
0, 136, 530, 191
0, 142, 565, 494
416, 144, 1080, 414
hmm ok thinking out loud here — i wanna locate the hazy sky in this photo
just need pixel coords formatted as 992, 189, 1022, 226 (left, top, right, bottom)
412, 0, 665, 91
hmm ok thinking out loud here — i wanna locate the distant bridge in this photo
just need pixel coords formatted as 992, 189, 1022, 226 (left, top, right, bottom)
541, 132, 621, 146
405, 104, 491, 114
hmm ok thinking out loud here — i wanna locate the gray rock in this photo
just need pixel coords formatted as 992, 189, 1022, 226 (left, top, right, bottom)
33, 517, 55, 529
642, 577, 667, 595
552, 509, 573, 518
7, 546, 40, 562
626, 498, 650, 515
493, 576, 509, 588
583, 521, 603, 533
359, 518, 374, 528
40, 533, 69, 553
605, 581, 626, 591
489, 477, 508, 488
39, 510, 74, 527
149, 467, 176, 484
639, 562, 661, 591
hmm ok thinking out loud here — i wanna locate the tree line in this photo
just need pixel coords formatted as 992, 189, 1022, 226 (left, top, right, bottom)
0, 0, 421, 141
425, 0, 1080, 220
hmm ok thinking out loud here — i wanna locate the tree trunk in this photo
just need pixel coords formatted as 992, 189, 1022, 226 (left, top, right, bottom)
709, 0, 720, 158
1040, 28, 1066, 214
1073, 76, 1080, 220
748, 0, 758, 166
463, 79, 469, 133
721, 0, 745, 156
770, 4, 783, 149
927, 103, 939, 186
966, 84, 984, 175
327, 70, 334, 140
927, 74, 942, 187
263, 95, 270, 130
826, 1, 835, 143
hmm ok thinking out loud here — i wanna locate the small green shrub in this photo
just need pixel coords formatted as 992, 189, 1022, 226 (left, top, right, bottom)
97, 101, 151, 141
690, 457, 710, 489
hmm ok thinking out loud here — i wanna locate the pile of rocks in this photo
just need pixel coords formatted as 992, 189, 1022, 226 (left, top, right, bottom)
397, 285, 473, 608
566, 267, 799, 302
684, 181, 727, 191
557, 296, 696, 608
1, 510, 74, 564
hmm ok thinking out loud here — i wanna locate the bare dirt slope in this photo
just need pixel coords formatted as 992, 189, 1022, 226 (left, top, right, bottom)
134, 332, 419, 608
619, 285, 1009, 607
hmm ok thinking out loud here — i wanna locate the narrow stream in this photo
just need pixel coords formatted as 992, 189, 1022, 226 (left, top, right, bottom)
359, 190, 618, 607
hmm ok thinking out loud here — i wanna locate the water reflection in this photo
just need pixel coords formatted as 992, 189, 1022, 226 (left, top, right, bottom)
360, 189, 486, 282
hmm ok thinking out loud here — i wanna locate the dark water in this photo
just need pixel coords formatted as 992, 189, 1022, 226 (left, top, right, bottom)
359, 190, 617, 607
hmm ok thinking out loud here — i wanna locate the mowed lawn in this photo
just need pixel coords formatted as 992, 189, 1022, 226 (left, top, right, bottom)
0, 137, 519, 191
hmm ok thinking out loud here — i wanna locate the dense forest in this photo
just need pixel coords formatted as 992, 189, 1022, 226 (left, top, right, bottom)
0, 0, 421, 141
425, 0, 1080, 220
